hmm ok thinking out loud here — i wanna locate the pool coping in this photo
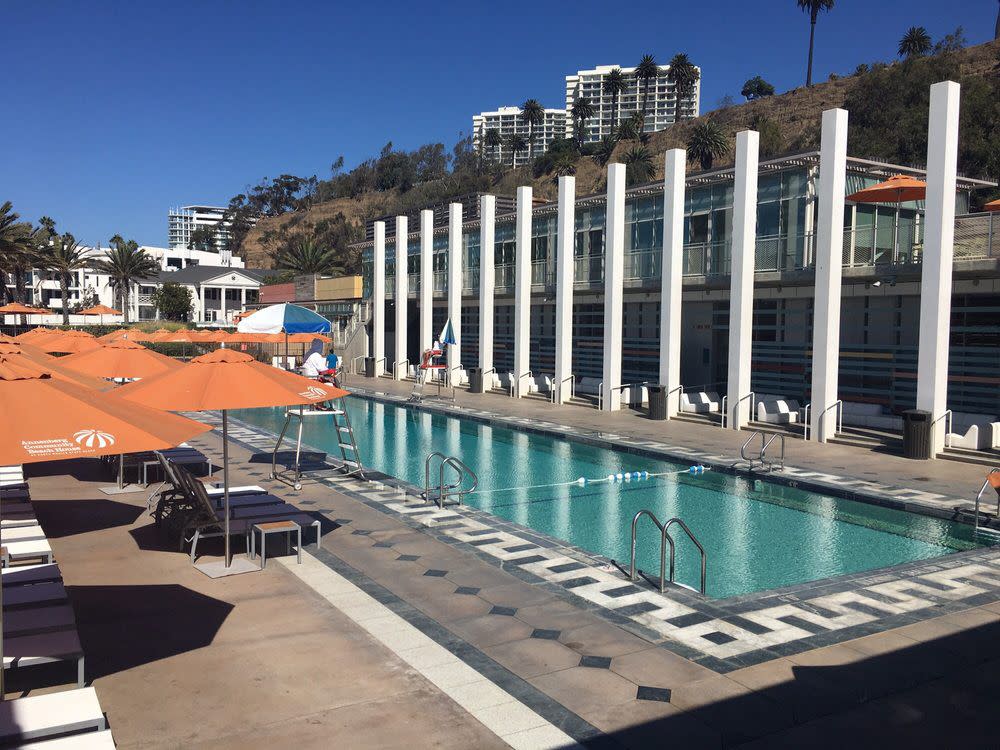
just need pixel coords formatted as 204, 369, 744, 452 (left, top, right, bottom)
219, 401, 1000, 674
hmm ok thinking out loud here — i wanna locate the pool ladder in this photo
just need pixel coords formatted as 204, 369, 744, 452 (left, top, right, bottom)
269, 398, 365, 490
739, 430, 785, 472
973, 468, 1000, 532
629, 510, 707, 595
423, 452, 479, 509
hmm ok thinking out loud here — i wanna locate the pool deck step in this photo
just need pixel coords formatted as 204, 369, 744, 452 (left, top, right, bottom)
938, 447, 1000, 469
828, 426, 903, 454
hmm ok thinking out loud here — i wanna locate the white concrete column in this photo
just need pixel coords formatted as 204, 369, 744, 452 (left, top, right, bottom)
659, 149, 686, 417
917, 80, 960, 456
602, 163, 626, 412
419, 210, 433, 353
199, 284, 206, 324
447, 202, 463, 384
554, 176, 576, 405
394, 216, 408, 380
220, 285, 227, 322
727, 130, 759, 430
479, 195, 496, 377
372, 221, 386, 376
513, 186, 532, 397
810, 109, 849, 442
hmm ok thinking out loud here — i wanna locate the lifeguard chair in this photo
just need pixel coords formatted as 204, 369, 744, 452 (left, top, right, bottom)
409, 343, 447, 402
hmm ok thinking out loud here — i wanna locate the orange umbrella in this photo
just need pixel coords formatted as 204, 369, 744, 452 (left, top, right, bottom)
99, 328, 154, 342
0, 302, 48, 316
984, 199, 1000, 212
846, 174, 927, 204
0, 342, 114, 391
15, 327, 55, 342
60, 339, 184, 380
79, 304, 121, 316
38, 330, 102, 355
287, 333, 331, 344
116, 349, 349, 566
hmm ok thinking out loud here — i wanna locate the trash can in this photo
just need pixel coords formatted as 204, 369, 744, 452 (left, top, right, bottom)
364, 357, 375, 378
648, 384, 667, 420
468, 368, 484, 394
902, 409, 932, 459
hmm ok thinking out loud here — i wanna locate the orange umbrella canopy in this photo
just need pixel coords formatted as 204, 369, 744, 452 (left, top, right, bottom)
115, 348, 348, 411
0, 302, 48, 315
0, 357, 210, 466
78, 304, 122, 316
846, 174, 927, 204
287, 333, 332, 344
37, 330, 102, 354
15, 327, 55, 342
984, 199, 1000, 212
60, 339, 185, 380
99, 328, 153, 342
0, 342, 115, 391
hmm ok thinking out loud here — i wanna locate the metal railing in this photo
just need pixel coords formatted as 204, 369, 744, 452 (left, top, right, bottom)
551, 374, 575, 404
481, 367, 497, 392
392, 359, 410, 380
665, 385, 684, 419
373, 356, 387, 376
721, 392, 755, 429
351, 355, 367, 376
931, 409, 954, 450
423, 451, 479, 509
629, 510, 707, 595
598, 382, 647, 411
739, 430, 785, 472
974, 469, 1000, 531
510, 370, 533, 398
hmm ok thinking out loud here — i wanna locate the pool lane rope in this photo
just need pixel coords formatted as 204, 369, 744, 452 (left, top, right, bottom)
469, 465, 708, 496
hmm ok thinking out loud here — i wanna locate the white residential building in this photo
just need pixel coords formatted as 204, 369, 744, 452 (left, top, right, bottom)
133, 265, 265, 324
473, 106, 569, 167
168, 204, 255, 258
565, 63, 701, 143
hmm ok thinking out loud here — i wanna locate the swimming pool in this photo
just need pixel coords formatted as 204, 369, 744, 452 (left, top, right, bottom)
233, 398, 983, 599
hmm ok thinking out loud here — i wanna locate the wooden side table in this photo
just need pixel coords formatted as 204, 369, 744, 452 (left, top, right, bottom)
250, 521, 302, 569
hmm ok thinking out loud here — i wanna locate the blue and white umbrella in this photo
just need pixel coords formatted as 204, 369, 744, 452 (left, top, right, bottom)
236, 302, 332, 335
439, 318, 457, 346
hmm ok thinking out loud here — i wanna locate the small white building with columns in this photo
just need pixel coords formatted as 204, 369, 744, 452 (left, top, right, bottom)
361, 79, 998, 458
134, 265, 265, 324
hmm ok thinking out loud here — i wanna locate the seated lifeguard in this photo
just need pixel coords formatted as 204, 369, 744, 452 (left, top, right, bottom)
302, 339, 337, 409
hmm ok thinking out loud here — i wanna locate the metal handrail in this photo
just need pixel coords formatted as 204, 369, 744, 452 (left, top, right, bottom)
599, 381, 646, 410
629, 510, 707, 595
665, 384, 684, 419
739, 431, 763, 468
351, 355, 366, 375
437, 457, 478, 508
511, 370, 533, 398
974, 468, 1000, 531
801, 402, 811, 441
423, 451, 449, 499
724, 391, 756, 429
373, 356, 388, 376
481, 367, 497, 392
761, 433, 786, 471
931, 409, 954, 450
551, 374, 575, 404
815, 400, 844, 441
392, 359, 409, 380
739, 430, 785, 472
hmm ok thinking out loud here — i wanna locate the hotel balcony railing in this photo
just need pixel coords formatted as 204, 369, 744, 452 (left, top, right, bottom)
531, 260, 553, 289
624, 249, 660, 283
433, 271, 447, 293
574, 256, 604, 287
952, 212, 997, 262
495, 264, 514, 293
683, 241, 731, 276
408, 272, 420, 293
463, 267, 479, 293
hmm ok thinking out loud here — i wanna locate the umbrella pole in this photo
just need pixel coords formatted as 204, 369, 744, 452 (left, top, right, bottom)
1, 499, 4, 699
284, 333, 289, 370
118, 454, 125, 489
223, 409, 231, 568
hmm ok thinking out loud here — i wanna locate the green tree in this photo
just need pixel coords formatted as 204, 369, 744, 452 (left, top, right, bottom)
483, 128, 503, 163
272, 237, 345, 275
507, 133, 528, 168
797, 0, 834, 87
741, 76, 776, 100
520, 99, 545, 159
617, 111, 647, 142
90, 235, 160, 323
686, 121, 731, 170
40, 233, 89, 325
187, 224, 218, 253
602, 67, 628, 132
623, 145, 655, 185
0, 202, 39, 307
748, 114, 784, 157
570, 97, 596, 148
635, 54, 659, 127
667, 54, 700, 122
152, 282, 194, 321
898, 26, 932, 58
591, 135, 619, 167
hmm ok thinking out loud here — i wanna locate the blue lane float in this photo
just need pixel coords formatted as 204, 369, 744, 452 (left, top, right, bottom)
472, 465, 709, 496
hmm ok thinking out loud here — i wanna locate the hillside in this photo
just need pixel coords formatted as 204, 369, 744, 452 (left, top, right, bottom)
240, 39, 1000, 268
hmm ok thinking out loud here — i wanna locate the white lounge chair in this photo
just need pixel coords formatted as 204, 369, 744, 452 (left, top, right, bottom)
2, 563, 61, 588
3, 629, 85, 687
1, 516, 38, 529
14, 730, 116, 750
2, 538, 54, 565
0, 687, 104, 745
0, 465, 25, 488
2, 525, 47, 544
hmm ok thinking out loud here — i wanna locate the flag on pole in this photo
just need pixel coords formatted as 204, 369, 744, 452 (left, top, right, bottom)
439, 318, 457, 346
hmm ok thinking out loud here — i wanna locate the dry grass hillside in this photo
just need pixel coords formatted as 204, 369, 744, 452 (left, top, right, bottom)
241, 39, 1000, 268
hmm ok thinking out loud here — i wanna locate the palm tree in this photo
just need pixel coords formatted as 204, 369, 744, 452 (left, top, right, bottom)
273, 237, 345, 275
591, 136, 619, 167
667, 53, 700, 122
602, 67, 628, 133
484, 128, 503, 164
90, 235, 159, 323
686, 122, 731, 171
508, 133, 528, 168
898, 26, 932, 58
571, 97, 596, 148
40, 233, 89, 325
520, 99, 545, 159
623, 145, 655, 185
797, 0, 835, 87
617, 111, 647, 142
0, 202, 30, 305
635, 54, 659, 128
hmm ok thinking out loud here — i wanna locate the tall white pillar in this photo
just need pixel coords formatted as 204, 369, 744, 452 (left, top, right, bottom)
602, 163, 626, 412
220, 286, 227, 322
554, 176, 576, 404
199, 284, 206, 324
419, 210, 433, 353
479, 195, 496, 378
810, 109, 849, 442
447, 202, 463, 384
372, 221, 386, 376
394, 216, 408, 380
727, 130, 759, 430
917, 80, 960, 456
659, 149, 686, 417
513, 186, 532, 397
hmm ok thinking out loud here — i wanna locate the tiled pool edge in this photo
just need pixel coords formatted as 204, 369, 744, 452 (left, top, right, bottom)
216, 410, 1000, 674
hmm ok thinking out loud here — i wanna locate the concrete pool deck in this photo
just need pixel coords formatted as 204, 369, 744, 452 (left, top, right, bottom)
11, 388, 1000, 748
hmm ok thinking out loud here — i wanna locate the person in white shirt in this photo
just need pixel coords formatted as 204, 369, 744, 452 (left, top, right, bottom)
302, 339, 330, 379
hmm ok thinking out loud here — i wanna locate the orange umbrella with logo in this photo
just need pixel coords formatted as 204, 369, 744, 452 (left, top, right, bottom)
60, 339, 184, 380
116, 349, 349, 566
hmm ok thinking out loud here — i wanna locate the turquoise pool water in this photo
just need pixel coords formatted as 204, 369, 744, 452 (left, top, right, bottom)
233, 398, 981, 599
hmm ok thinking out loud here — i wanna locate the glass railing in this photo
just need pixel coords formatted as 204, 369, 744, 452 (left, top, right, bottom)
624, 250, 660, 282
495, 264, 514, 292
755, 232, 815, 272
433, 271, 447, 293
464, 267, 479, 293
531, 260, 553, 288
408, 272, 420, 293
574, 256, 604, 287
682, 240, 731, 276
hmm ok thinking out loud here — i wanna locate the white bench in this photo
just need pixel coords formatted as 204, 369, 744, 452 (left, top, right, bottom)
2, 516, 38, 530
0, 688, 104, 746
576, 377, 602, 396
4, 629, 85, 687
2, 539, 54, 565
756, 397, 801, 424
841, 402, 903, 432
2, 526, 47, 544
14, 730, 116, 750
4, 581, 67, 608
2, 563, 61, 588
5, 604, 77, 637
681, 391, 722, 414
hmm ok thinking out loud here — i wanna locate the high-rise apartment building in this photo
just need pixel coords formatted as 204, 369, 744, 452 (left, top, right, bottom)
472, 106, 569, 168
565, 63, 701, 143
168, 205, 256, 259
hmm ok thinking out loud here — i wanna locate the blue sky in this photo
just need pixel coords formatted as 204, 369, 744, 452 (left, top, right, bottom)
2, 0, 995, 248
